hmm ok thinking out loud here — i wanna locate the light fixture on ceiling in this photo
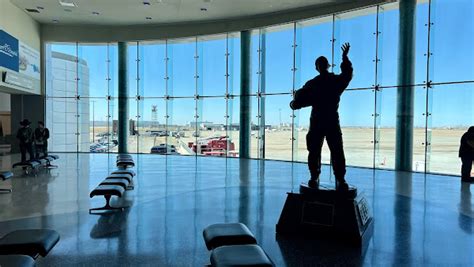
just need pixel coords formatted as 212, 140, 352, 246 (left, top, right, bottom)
25, 8, 40, 13
59, 0, 77, 8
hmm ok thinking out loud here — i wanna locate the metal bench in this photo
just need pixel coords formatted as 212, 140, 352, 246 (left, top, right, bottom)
89, 185, 126, 214
100, 178, 130, 190
210, 244, 273, 267
0, 255, 35, 267
0, 171, 14, 193
106, 173, 134, 189
203, 223, 273, 266
0, 229, 60, 259
203, 223, 257, 250
111, 169, 136, 177
116, 160, 135, 168
12, 161, 40, 175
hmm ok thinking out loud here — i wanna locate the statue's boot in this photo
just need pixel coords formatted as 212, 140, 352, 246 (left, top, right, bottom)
308, 178, 320, 188
336, 178, 349, 191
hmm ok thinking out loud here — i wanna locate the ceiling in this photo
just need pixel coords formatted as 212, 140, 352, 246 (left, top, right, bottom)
10, 0, 348, 26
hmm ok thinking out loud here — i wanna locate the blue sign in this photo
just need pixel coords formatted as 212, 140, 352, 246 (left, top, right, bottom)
0, 30, 19, 72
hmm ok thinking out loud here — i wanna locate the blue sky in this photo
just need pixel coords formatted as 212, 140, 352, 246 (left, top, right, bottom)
50, 1, 473, 128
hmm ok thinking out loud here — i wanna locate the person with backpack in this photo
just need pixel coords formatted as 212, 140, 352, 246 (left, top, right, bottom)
459, 126, 474, 183
34, 121, 50, 158
16, 119, 34, 162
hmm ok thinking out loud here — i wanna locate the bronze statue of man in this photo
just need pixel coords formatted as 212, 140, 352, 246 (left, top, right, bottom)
290, 43, 353, 191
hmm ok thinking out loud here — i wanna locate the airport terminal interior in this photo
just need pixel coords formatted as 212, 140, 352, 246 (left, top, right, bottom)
0, 0, 473, 266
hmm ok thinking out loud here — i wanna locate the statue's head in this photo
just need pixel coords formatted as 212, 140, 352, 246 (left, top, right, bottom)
315, 56, 329, 73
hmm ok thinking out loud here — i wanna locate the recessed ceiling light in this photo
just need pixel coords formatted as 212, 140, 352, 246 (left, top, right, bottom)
146, 17, 152, 20
200, 7, 207, 11
52, 19, 59, 23
26, 8, 40, 13
59, 0, 77, 8
37, 6, 45, 10
92, 11, 100, 15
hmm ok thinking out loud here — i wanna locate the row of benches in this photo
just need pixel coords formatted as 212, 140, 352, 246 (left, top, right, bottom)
1, 156, 61, 266
89, 154, 136, 214
0, 171, 14, 193
0, 155, 60, 193
203, 223, 274, 266
12, 155, 59, 175
0, 229, 60, 267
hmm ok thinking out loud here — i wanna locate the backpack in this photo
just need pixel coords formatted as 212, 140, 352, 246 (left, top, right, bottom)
19, 128, 32, 143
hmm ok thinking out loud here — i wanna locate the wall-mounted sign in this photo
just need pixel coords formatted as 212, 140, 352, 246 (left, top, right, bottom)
2, 71, 35, 91
0, 30, 41, 94
19, 42, 40, 80
0, 30, 19, 72
0, 30, 40, 81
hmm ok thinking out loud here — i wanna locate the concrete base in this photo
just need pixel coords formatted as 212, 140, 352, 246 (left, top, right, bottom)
276, 182, 373, 246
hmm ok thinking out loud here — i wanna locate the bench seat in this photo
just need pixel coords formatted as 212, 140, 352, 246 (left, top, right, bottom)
0, 229, 60, 258
111, 169, 136, 177
12, 161, 40, 169
0, 255, 35, 267
89, 185, 126, 214
116, 158, 134, 163
0, 171, 13, 180
37, 159, 48, 165
116, 156, 133, 161
203, 223, 257, 250
107, 174, 133, 183
90, 185, 125, 198
210, 245, 273, 267
117, 161, 135, 168
100, 178, 130, 189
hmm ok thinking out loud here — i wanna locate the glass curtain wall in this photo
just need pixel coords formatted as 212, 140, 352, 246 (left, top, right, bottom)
45, 43, 118, 153
45, 0, 473, 175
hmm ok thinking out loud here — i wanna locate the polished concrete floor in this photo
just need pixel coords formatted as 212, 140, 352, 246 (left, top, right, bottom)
0, 153, 473, 266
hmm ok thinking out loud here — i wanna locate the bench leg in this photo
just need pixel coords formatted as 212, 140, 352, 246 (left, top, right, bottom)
45, 162, 58, 169
46, 165, 58, 169
0, 188, 12, 193
89, 195, 124, 214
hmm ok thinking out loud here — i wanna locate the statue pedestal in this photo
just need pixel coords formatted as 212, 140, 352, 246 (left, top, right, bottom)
276, 182, 373, 246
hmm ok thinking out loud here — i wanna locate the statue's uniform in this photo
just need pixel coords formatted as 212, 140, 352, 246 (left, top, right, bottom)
290, 56, 353, 182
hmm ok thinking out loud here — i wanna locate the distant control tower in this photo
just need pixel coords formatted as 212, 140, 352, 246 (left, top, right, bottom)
151, 105, 158, 128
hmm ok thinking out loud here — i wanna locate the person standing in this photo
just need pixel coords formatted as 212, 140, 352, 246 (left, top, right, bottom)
34, 121, 50, 158
290, 43, 353, 190
459, 126, 474, 183
16, 119, 34, 162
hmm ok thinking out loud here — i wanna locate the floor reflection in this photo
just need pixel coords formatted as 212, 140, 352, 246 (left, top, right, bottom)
459, 183, 472, 234
0, 153, 471, 266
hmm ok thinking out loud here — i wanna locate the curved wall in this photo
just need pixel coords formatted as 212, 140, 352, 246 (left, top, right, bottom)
44, 0, 474, 177
41, 0, 390, 42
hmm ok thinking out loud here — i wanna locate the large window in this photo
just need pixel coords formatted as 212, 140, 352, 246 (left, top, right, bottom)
45, 0, 474, 175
